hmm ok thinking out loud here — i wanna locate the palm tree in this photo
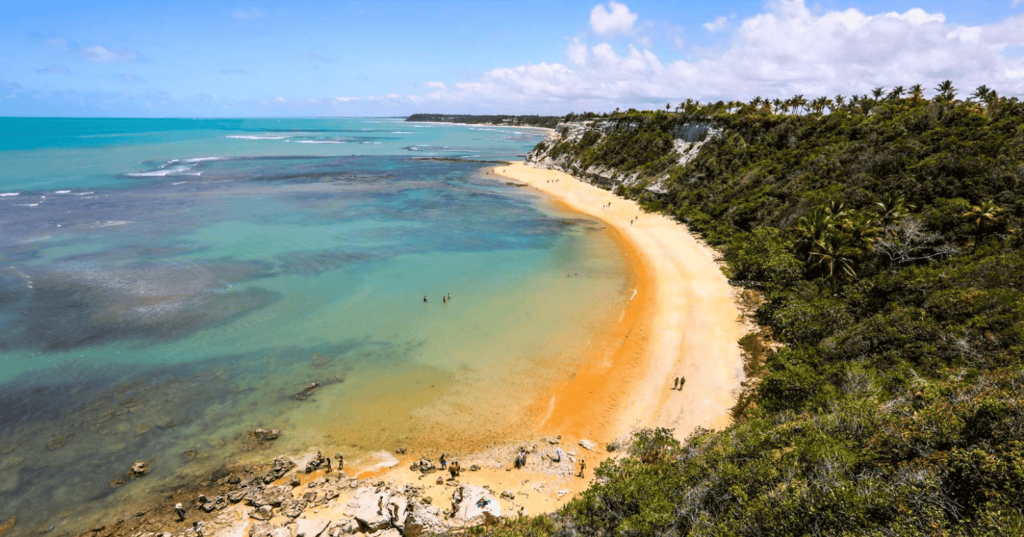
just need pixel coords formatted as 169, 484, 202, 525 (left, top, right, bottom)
935, 80, 957, 102
841, 211, 882, 252
971, 85, 991, 102
871, 87, 885, 100
909, 84, 924, 105
875, 193, 914, 229
887, 86, 905, 101
791, 94, 808, 115
834, 94, 847, 108
963, 200, 1003, 253
809, 232, 860, 282
793, 207, 835, 262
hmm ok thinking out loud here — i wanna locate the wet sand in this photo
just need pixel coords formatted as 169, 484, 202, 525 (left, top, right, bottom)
494, 162, 745, 440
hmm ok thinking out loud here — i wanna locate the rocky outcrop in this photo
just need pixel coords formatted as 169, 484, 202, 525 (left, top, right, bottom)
403, 502, 448, 537
343, 487, 391, 533
293, 519, 330, 537
526, 118, 720, 193
450, 485, 501, 526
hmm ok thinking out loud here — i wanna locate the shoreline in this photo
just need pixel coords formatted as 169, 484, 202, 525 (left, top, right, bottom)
43, 160, 746, 537
493, 162, 745, 440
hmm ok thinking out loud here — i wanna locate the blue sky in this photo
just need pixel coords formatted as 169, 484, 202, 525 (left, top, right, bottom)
2, 0, 1024, 116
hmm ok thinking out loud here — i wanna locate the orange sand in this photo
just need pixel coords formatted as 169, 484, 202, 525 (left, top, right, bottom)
494, 162, 745, 442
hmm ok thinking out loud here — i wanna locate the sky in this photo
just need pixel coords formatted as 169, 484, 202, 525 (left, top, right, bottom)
2, 0, 1024, 117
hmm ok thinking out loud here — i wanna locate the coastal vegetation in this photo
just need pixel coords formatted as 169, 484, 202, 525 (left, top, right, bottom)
489, 84, 1024, 535
405, 114, 561, 129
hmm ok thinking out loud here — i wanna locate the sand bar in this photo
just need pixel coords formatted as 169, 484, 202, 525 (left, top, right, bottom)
494, 161, 744, 440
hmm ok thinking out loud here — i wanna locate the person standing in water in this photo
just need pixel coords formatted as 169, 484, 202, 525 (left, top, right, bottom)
423, 295, 427, 303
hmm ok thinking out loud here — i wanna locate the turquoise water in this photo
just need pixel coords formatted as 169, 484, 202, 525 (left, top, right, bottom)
0, 119, 628, 534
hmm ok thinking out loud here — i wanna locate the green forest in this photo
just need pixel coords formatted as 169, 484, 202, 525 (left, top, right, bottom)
405, 114, 561, 128
478, 84, 1024, 536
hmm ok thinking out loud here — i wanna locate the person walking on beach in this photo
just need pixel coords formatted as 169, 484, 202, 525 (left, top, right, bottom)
440, 453, 447, 469
174, 503, 186, 521
325, 455, 332, 473
578, 458, 586, 478
335, 453, 344, 471
448, 460, 460, 480
673, 377, 679, 390
423, 295, 428, 303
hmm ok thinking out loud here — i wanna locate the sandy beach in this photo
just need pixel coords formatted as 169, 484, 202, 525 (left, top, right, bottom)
493, 161, 745, 441
45, 161, 748, 537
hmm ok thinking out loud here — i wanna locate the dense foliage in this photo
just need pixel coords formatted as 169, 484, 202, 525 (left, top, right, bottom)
487, 86, 1024, 536
405, 114, 561, 128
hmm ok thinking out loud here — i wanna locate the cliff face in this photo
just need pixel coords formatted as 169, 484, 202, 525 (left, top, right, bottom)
526, 118, 720, 193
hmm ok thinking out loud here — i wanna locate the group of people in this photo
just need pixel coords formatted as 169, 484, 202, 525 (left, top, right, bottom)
440, 453, 461, 480
422, 292, 452, 304
672, 376, 686, 390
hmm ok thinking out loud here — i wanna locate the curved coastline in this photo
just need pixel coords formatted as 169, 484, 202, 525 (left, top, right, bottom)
493, 161, 745, 441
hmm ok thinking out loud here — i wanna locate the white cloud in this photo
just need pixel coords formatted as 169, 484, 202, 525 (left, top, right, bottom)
425, 81, 446, 89
335, 96, 360, 102
1014, 0, 1023, 7
424, 0, 1024, 112
590, 2, 638, 36
78, 45, 137, 62
567, 38, 588, 65
703, 16, 728, 32
232, 8, 265, 20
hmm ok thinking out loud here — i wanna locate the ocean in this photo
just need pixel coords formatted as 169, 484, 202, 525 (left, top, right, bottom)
0, 118, 629, 533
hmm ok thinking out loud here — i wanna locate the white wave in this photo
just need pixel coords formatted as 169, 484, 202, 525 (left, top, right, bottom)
391, 131, 413, 134
295, 140, 346, 144
226, 135, 286, 140
171, 181, 186, 185
127, 165, 193, 177
1, 192, 19, 197
184, 157, 222, 163
72, 192, 95, 196
16, 203, 39, 207
55, 190, 72, 194
95, 220, 129, 227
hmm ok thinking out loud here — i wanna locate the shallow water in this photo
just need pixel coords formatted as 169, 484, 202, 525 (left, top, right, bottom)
0, 119, 628, 534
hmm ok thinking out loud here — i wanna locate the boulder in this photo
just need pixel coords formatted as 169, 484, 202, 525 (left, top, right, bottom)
450, 485, 501, 526
201, 495, 228, 512
227, 488, 247, 503
402, 503, 448, 537
280, 498, 307, 518
251, 485, 292, 507
386, 495, 408, 530
248, 506, 273, 521
331, 518, 359, 535
500, 490, 515, 501
579, 439, 597, 451
293, 519, 330, 537
343, 487, 390, 533
264, 457, 297, 484
249, 522, 290, 537
367, 530, 401, 537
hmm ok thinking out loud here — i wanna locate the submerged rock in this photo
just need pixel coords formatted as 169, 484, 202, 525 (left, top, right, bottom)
131, 460, 150, 477
251, 428, 280, 443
